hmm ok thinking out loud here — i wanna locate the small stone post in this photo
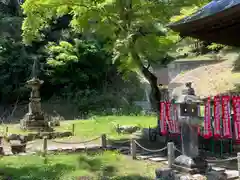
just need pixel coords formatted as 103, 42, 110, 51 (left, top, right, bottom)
72, 124, 75, 135
5, 126, 8, 136
101, 134, 107, 149
167, 142, 174, 168
238, 152, 240, 178
43, 137, 48, 164
131, 138, 136, 160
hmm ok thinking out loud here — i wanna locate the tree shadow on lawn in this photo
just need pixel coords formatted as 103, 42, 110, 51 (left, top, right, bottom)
106, 175, 153, 180
0, 163, 73, 180
0, 153, 117, 180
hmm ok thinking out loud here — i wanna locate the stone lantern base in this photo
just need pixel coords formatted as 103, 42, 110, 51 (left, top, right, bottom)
174, 155, 208, 173
20, 112, 52, 131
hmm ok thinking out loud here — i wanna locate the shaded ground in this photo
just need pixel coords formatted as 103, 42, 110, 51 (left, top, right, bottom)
0, 151, 163, 180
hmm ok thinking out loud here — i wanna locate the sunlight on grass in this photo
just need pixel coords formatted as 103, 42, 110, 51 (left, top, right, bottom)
0, 151, 161, 180
0, 116, 157, 140
60, 116, 157, 140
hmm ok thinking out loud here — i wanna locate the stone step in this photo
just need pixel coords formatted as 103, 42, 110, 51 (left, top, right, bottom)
148, 157, 167, 162
212, 166, 226, 172
225, 170, 239, 180
137, 155, 155, 160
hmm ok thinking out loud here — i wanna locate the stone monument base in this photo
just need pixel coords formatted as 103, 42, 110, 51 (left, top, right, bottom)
173, 155, 208, 173
20, 113, 52, 131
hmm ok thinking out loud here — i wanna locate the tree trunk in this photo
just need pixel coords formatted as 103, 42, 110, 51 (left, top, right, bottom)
141, 66, 161, 112
129, 35, 161, 112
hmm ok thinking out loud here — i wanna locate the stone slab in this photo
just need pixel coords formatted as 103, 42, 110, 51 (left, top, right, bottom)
225, 170, 239, 180
149, 157, 167, 162
192, 174, 206, 180
212, 166, 226, 172
172, 163, 198, 174
155, 167, 175, 179
206, 171, 227, 180
137, 155, 154, 160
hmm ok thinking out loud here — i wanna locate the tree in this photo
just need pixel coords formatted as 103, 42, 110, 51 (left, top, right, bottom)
21, 0, 204, 111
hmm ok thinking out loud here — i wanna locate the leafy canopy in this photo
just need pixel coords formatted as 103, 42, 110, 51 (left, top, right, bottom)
22, 0, 205, 73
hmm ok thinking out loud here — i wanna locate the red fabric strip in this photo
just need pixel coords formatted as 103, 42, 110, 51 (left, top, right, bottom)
160, 102, 167, 135
232, 96, 240, 143
222, 95, 232, 138
203, 97, 212, 139
213, 96, 221, 138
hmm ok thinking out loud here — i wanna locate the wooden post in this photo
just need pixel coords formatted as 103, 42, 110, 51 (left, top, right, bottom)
43, 137, 48, 164
101, 134, 107, 149
131, 138, 136, 160
5, 126, 8, 136
237, 152, 240, 178
167, 142, 174, 168
72, 124, 75, 136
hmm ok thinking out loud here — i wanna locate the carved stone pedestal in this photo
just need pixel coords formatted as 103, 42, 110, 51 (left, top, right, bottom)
173, 123, 208, 173
20, 113, 50, 130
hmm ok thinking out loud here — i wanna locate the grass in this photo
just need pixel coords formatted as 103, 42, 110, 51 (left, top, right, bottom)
0, 151, 162, 180
0, 116, 160, 179
0, 116, 157, 140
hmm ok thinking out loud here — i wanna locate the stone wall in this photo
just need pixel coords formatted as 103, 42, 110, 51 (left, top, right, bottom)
153, 59, 222, 85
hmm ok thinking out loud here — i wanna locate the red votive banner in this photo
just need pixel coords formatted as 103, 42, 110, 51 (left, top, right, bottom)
165, 102, 172, 133
232, 96, 240, 143
203, 97, 212, 139
166, 102, 180, 134
213, 96, 221, 138
222, 95, 232, 138
160, 102, 167, 135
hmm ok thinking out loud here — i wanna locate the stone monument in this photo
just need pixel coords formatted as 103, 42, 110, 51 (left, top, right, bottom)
173, 82, 208, 173
20, 58, 50, 130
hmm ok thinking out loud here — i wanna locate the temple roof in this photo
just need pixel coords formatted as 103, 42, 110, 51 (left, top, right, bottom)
174, 0, 240, 25
168, 0, 240, 46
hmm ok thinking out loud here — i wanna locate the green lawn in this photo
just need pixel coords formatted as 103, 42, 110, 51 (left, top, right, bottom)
0, 151, 162, 180
0, 116, 157, 140
0, 116, 160, 179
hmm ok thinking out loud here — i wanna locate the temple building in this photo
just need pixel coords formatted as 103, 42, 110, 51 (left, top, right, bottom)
169, 0, 240, 47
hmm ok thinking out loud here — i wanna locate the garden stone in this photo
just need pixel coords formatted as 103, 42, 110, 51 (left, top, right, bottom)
206, 171, 227, 180
179, 175, 191, 180
10, 140, 26, 154
192, 174, 206, 180
117, 125, 140, 134
7, 134, 20, 142
155, 167, 175, 180
59, 131, 73, 137
19, 135, 27, 143
26, 133, 37, 141
40, 132, 51, 139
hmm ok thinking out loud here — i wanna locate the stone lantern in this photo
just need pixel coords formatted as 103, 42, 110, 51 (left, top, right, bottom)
20, 58, 50, 130
173, 83, 208, 172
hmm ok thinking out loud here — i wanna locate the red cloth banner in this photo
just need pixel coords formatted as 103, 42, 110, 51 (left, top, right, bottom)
160, 102, 167, 135
213, 96, 221, 138
166, 102, 180, 134
222, 95, 232, 138
232, 96, 240, 143
204, 97, 212, 139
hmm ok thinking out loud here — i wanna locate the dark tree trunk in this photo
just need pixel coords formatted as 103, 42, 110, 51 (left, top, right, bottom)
141, 66, 161, 112
129, 34, 161, 112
